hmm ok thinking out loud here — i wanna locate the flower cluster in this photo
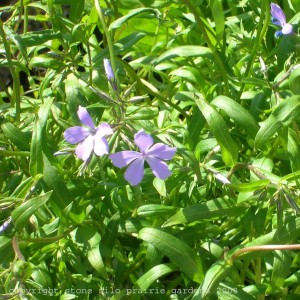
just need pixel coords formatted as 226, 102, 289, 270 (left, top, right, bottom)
63, 106, 176, 186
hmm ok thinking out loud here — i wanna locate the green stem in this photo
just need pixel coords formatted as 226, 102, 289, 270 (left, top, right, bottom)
95, 0, 117, 79
183, 0, 229, 95
132, 185, 142, 217
23, 0, 28, 33
96, 156, 107, 186
0, 19, 21, 121
20, 221, 99, 244
237, 0, 270, 100
86, 39, 93, 86
0, 150, 30, 157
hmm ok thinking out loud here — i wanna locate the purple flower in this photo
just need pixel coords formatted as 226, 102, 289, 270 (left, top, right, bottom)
270, 3, 293, 36
64, 106, 113, 161
109, 129, 176, 186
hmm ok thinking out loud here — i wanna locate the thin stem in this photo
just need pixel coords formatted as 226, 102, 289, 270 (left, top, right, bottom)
0, 19, 21, 121
23, 0, 28, 33
86, 39, 93, 86
12, 236, 25, 260
0, 150, 30, 157
132, 185, 142, 217
94, 0, 117, 81
232, 244, 300, 260
20, 221, 99, 244
96, 156, 107, 186
237, 0, 270, 100
183, 0, 229, 95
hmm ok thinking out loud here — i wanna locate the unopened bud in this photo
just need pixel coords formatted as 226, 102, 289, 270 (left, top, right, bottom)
103, 58, 114, 80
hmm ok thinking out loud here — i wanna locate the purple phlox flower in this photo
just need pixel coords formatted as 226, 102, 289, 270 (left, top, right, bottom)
270, 3, 293, 36
109, 129, 176, 186
64, 106, 113, 161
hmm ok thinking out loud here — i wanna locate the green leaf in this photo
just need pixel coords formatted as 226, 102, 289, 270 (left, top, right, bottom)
255, 96, 300, 148
230, 216, 300, 260
288, 128, 300, 171
289, 65, 300, 94
217, 282, 256, 299
100, 213, 120, 258
195, 97, 238, 166
163, 198, 246, 227
211, 95, 259, 138
200, 260, 233, 298
115, 32, 147, 53
126, 106, 159, 120
271, 250, 291, 289
2, 122, 31, 151
8, 29, 28, 62
228, 180, 270, 192
137, 204, 176, 216
0, 236, 13, 262
30, 54, 65, 69
11, 191, 52, 230
211, 0, 225, 38
134, 264, 178, 290
18, 30, 61, 47
153, 177, 167, 197
42, 156, 84, 223
138, 228, 204, 283
88, 246, 108, 278
30, 98, 53, 176
65, 73, 88, 122
31, 265, 53, 288
30, 119, 43, 176
109, 8, 162, 30
155, 46, 213, 64
284, 270, 300, 287
69, 0, 84, 22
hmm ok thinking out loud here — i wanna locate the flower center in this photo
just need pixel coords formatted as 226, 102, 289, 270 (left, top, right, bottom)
89, 128, 97, 136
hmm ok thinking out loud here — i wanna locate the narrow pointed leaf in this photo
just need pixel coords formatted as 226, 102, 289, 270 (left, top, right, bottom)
12, 191, 52, 230
109, 8, 162, 30
255, 96, 300, 148
155, 46, 212, 64
195, 97, 238, 166
135, 264, 178, 290
211, 95, 259, 138
138, 228, 204, 283
163, 198, 245, 227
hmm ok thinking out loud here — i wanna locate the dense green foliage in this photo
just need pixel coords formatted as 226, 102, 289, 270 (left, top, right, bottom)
1, 0, 300, 299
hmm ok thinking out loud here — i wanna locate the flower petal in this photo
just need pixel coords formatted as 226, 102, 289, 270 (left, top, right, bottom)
146, 156, 172, 180
93, 133, 109, 156
134, 129, 153, 153
96, 122, 113, 137
124, 158, 145, 186
77, 106, 95, 128
75, 135, 94, 161
282, 23, 293, 35
110, 151, 141, 168
64, 126, 90, 144
270, 3, 286, 27
147, 143, 176, 160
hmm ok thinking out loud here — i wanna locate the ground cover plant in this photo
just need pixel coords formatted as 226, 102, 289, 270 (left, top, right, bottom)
1, 0, 300, 299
